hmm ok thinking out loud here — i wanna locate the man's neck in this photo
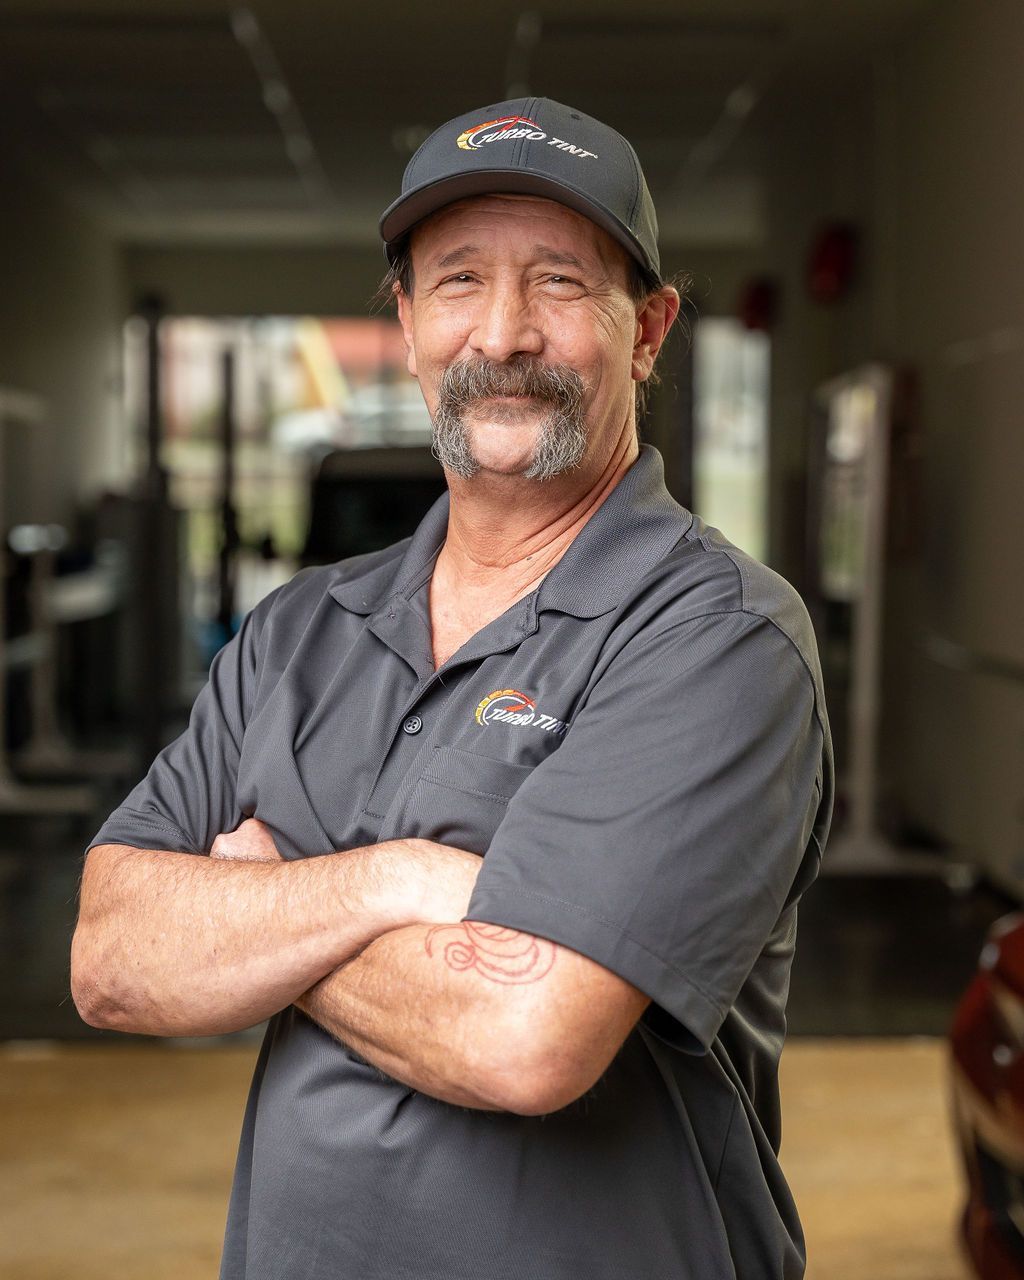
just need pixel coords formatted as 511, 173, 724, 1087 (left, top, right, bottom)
436, 433, 639, 601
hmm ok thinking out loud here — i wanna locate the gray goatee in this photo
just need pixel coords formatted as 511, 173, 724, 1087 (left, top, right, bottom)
430, 357, 587, 480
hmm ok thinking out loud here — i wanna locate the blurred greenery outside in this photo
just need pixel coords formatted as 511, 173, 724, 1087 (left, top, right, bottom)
124, 315, 429, 623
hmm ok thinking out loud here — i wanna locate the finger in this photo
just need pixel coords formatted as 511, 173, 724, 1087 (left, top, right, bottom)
210, 830, 259, 860
238, 817, 283, 859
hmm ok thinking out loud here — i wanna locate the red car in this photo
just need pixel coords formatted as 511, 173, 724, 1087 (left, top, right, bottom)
952, 912, 1024, 1277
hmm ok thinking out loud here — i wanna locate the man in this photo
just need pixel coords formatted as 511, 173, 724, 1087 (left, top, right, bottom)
72, 98, 832, 1279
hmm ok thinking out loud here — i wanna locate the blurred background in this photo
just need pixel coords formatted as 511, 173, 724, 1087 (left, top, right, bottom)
0, 1, 1022, 1277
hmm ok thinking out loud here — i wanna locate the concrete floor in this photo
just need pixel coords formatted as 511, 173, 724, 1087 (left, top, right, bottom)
0, 1037, 971, 1280
780, 1039, 971, 1280
0, 830, 995, 1278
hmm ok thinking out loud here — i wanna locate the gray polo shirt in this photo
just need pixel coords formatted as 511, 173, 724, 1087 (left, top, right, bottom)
91, 445, 833, 1280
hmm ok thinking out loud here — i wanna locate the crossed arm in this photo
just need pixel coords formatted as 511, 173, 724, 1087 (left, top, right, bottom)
71, 820, 649, 1115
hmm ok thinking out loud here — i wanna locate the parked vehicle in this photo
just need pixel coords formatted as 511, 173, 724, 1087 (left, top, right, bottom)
951, 913, 1024, 1278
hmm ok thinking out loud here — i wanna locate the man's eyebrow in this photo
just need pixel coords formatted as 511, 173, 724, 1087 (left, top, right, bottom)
531, 247, 588, 271
434, 245, 480, 270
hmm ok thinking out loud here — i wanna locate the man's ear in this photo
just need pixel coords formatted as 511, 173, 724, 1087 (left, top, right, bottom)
396, 286, 418, 378
632, 285, 680, 385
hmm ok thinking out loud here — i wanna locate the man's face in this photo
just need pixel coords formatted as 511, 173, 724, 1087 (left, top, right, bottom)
397, 194, 644, 481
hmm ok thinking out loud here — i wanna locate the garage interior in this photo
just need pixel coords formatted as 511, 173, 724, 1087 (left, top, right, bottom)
1, 1, 1023, 1277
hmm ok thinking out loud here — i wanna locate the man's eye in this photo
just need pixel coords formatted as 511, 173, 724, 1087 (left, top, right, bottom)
545, 275, 586, 294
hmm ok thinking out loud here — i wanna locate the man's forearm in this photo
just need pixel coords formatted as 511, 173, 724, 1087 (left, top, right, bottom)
296, 920, 561, 1114
72, 840, 423, 1037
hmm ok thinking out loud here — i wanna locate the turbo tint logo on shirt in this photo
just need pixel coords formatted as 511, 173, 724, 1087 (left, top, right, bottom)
456, 115, 598, 160
475, 689, 567, 736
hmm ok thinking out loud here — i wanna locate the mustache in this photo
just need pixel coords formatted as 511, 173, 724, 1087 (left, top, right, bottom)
436, 357, 585, 413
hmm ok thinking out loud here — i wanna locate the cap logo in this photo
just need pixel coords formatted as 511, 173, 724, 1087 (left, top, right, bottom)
457, 115, 598, 160
457, 115, 542, 150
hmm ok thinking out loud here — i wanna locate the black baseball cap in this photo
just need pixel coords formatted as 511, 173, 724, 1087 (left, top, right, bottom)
379, 97, 661, 277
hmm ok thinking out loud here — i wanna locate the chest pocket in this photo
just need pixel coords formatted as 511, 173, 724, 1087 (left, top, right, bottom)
378, 745, 534, 855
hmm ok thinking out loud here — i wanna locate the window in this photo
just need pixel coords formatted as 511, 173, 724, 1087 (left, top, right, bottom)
692, 317, 769, 561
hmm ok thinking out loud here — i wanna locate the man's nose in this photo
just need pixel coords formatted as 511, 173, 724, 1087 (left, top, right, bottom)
468, 284, 544, 363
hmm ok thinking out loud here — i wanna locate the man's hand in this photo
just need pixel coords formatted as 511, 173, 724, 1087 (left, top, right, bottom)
210, 817, 284, 863
397, 837, 483, 924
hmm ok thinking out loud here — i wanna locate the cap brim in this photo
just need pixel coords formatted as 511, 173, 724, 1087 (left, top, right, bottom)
379, 170, 658, 275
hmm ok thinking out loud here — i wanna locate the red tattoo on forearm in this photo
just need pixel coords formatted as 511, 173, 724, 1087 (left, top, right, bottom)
425, 922, 556, 985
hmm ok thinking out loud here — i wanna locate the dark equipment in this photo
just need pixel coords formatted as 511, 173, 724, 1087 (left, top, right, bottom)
301, 446, 446, 567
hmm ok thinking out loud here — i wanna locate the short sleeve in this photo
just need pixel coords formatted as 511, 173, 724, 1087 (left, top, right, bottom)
463, 610, 827, 1052
87, 602, 265, 856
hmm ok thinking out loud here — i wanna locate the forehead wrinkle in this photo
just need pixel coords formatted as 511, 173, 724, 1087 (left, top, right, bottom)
432, 243, 594, 274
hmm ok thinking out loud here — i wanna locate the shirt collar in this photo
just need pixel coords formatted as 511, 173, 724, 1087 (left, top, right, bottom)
327, 444, 693, 620
326, 494, 449, 616
535, 445, 693, 618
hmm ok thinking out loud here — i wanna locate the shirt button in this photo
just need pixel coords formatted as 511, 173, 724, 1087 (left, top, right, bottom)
402, 715, 423, 735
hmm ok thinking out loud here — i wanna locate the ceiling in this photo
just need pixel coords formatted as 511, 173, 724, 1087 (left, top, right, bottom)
0, 0, 938, 248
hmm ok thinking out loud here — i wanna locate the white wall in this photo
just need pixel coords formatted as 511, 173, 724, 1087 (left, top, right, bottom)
122, 244, 386, 321
879, 0, 1024, 880
0, 158, 126, 527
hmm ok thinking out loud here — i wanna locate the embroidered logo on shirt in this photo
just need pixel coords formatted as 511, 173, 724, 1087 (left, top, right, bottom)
474, 688, 567, 735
